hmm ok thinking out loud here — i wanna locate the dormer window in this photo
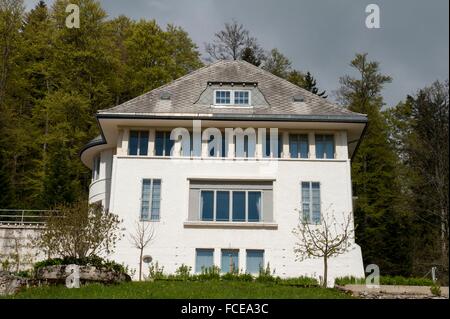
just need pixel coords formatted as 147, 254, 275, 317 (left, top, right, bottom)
215, 90, 231, 104
234, 91, 249, 105
214, 90, 251, 106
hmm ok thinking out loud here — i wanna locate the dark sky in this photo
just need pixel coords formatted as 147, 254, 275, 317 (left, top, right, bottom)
25, 0, 449, 107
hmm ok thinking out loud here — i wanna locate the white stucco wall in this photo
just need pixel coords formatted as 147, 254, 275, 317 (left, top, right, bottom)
99, 156, 364, 287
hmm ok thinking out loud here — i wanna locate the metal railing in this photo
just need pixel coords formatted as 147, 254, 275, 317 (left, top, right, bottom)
0, 209, 57, 228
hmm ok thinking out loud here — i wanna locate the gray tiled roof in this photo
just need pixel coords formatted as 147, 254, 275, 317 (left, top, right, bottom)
99, 60, 365, 119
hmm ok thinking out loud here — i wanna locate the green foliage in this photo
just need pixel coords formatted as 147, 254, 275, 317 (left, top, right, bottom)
174, 264, 192, 281
334, 275, 435, 286
5, 281, 353, 299
430, 284, 441, 296
0, 0, 202, 210
256, 263, 277, 283
279, 276, 319, 287
33, 255, 128, 275
147, 261, 165, 280
33, 200, 123, 258
197, 266, 221, 281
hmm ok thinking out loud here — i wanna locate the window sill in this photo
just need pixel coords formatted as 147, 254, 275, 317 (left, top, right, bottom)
183, 221, 278, 229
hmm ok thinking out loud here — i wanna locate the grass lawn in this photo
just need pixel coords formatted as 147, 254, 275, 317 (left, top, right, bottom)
7, 281, 353, 299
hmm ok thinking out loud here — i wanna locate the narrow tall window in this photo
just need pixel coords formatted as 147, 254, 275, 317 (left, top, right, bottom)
129, 131, 149, 156
141, 179, 162, 221
301, 182, 321, 223
195, 249, 214, 273
289, 134, 309, 158
232, 191, 246, 221
246, 250, 264, 274
221, 249, 239, 273
216, 191, 230, 221
315, 134, 335, 159
92, 155, 101, 181
155, 131, 174, 156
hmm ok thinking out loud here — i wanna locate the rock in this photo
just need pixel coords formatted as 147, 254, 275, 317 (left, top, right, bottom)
0, 271, 28, 296
35, 264, 131, 284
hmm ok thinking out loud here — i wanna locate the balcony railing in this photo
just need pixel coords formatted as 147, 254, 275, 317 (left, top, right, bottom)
0, 209, 56, 228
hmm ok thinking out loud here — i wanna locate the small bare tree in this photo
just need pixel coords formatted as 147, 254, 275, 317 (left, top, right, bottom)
292, 207, 355, 287
129, 221, 156, 281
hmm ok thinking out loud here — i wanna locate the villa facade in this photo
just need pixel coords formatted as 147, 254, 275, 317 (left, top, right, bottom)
80, 60, 367, 285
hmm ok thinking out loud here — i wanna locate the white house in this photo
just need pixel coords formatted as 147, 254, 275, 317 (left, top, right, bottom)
80, 60, 367, 285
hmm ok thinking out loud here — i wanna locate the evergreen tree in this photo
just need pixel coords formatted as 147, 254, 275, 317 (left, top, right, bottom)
301, 71, 327, 98
241, 47, 262, 66
337, 53, 412, 275
262, 48, 292, 78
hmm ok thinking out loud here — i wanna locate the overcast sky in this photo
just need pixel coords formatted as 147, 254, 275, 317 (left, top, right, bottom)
25, 0, 449, 107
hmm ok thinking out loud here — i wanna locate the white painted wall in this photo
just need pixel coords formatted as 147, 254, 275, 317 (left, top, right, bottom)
95, 155, 364, 287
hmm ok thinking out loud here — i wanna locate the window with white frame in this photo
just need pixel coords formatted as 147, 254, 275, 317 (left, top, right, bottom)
200, 189, 262, 222
301, 182, 321, 223
141, 179, 161, 221
214, 90, 251, 106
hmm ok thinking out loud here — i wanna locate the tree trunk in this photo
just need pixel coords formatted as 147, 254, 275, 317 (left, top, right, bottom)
139, 248, 143, 281
323, 256, 328, 288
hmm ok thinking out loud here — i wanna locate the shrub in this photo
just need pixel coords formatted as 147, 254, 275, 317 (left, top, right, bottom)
334, 276, 365, 286
33, 255, 128, 276
430, 284, 441, 296
147, 261, 165, 280
33, 200, 122, 259
256, 263, 277, 283
280, 276, 319, 287
335, 275, 435, 286
175, 264, 192, 281
197, 266, 221, 281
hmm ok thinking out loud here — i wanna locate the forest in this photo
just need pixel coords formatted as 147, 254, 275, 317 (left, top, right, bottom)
0, 0, 448, 282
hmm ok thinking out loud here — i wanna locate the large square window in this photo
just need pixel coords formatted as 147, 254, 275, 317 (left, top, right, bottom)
234, 91, 249, 105
315, 134, 335, 159
246, 250, 264, 274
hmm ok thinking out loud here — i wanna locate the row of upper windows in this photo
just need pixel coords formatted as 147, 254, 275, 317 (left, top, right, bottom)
196, 248, 264, 274
128, 130, 336, 159
140, 179, 320, 224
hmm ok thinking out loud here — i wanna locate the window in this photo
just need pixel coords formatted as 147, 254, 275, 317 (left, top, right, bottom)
199, 190, 262, 222
155, 131, 174, 156
214, 90, 251, 106
301, 182, 321, 223
141, 179, 161, 221
92, 155, 101, 181
246, 250, 264, 274
289, 134, 309, 158
216, 191, 230, 221
315, 134, 335, 159
129, 130, 149, 156
234, 135, 255, 158
215, 90, 231, 104
195, 249, 214, 273
248, 192, 262, 222
221, 249, 239, 273
234, 91, 249, 105
264, 132, 283, 158
200, 191, 214, 221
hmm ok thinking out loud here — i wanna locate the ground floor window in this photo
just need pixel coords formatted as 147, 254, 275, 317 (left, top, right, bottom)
195, 249, 214, 273
246, 250, 264, 274
221, 249, 239, 273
